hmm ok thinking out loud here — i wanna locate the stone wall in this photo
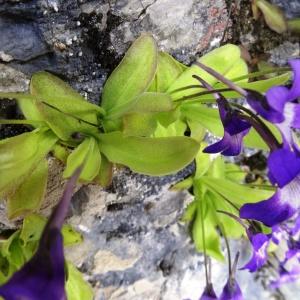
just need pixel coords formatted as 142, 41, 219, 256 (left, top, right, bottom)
0, 0, 300, 299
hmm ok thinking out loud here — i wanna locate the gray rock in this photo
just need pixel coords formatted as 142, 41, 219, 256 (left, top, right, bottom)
271, 0, 300, 19
268, 41, 300, 66
0, 0, 110, 103
0, 65, 30, 139
0, 64, 29, 92
65, 172, 284, 300
110, 0, 230, 64
0, 17, 49, 62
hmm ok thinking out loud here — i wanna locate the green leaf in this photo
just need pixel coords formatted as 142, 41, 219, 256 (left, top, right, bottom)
148, 51, 186, 92
52, 143, 70, 163
29, 71, 104, 140
123, 113, 158, 137
19, 214, 83, 246
224, 163, 246, 182
200, 176, 273, 205
5, 238, 25, 269
181, 104, 223, 136
153, 119, 187, 137
168, 44, 247, 100
66, 262, 93, 300
194, 144, 212, 179
102, 34, 158, 116
192, 196, 224, 261
0, 231, 20, 259
98, 131, 199, 175
19, 214, 46, 245
30, 71, 104, 119
206, 156, 225, 178
0, 93, 43, 123
155, 109, 180, 129
255, 0, 287, 34
110, 92, 174, 119
7, 159, 48, 219
213, 72, 290, 98
244, 121, 281, 150
187, 120, 206, 142
171, 176, 193, 191
61, 225, 83, 246
181, 200, 197, 221
63, 138, 101, 182
240, 72, 290, 92
0, 129, 57, 196
130, 92, 174, 113
36, 101, 99, 143
208, 191, 244, 239
121, 92, 174, 137
94, 153, 113, 187
288, 18, 300, 33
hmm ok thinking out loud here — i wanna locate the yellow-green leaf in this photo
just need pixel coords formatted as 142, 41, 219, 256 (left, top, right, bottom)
19, 214, 82, 246
0, 129, 57, 196
98, 131, 199, 175
148, 51, 186, 92
94, 153, 113, 187
30, 71, 104, 119
255, 0, 287, 34
7, 159, 48, 219
123, 113, 157, 137
192, 198, 224, 261
102, 34, 158, 116
63, 138, 101, 182
66, 263, 93, 300
36, 101, 99, 143
168, 44, 247, 100
200, 176, 273, 205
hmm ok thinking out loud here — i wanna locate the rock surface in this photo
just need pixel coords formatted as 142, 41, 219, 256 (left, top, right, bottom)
1, 0, 300, 299
271, 0, 300, 19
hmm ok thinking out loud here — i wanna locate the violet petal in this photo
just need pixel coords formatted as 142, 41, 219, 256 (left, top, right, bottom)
270, 265, 300, 288
219, 278, 243, 300
203, 100, 250, 156
246, 90, 284, 123
199, 283, 218, 300
240, 233, 269, 272
240, 190, 295, 227
267, 147, 300, 188
0, 229, 65, 300
288, 59, 300, 101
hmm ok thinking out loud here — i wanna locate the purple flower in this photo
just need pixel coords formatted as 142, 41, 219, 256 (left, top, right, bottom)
240, 189, 295, 227
203, 100, 251, 156
285, 238, 300, 262
270, 265, 300, 288
247, 60, 300, 147
219, 252, 243, 300
219, 277, 243, 300
240, 232, 269, 272
271, 225, 285, 245
292, 213, 300, 236
245, 90, 284, 123
0, 168, 81, 300
240, 147, 300, 226
199, 283, 218, 300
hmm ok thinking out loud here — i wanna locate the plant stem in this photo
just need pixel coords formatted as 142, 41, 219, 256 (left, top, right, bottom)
199, 199, 209, 286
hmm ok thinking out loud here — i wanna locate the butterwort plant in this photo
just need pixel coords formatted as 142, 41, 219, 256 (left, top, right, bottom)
0, 34, 284, 220
0, 34, 200, 219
